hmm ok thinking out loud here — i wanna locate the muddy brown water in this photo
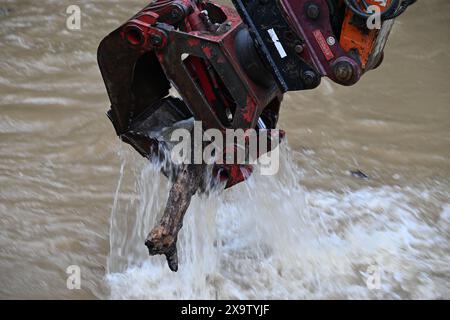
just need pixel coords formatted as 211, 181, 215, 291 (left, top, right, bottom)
0, 0, 449, 299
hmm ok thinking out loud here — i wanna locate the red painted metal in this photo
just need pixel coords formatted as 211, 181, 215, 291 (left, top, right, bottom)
98, 0, 401, 188
98, 0, 283, 189
278, 0, 362, 85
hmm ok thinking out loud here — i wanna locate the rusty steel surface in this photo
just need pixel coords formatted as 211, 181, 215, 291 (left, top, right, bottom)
98, 0, 285, 189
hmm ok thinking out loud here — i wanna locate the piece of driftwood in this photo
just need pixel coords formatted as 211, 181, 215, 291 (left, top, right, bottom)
145, 164, 205, 271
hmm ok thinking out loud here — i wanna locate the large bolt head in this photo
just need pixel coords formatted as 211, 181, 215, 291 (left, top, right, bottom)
150, 34, 163, 46
294, 44, 304, 54
306, 3, 321, 20
302, 70, 320, 88
333, 61, 354, 83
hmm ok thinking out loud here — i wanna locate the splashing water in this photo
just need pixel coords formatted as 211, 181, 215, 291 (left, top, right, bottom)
106, 143, 449, 300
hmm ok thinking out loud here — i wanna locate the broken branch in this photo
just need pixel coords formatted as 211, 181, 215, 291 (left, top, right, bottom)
145, 164, 204, 271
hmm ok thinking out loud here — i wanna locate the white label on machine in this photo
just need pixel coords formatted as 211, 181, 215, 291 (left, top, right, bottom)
267, 28, 287, 59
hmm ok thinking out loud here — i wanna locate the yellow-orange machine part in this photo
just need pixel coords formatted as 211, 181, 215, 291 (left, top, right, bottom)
340, 0, 392, 69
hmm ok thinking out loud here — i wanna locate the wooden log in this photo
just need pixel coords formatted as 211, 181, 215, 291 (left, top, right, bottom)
145, 164, 205, 271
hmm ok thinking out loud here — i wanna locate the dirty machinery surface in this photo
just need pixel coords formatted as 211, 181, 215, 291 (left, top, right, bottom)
98, 0, 416, 271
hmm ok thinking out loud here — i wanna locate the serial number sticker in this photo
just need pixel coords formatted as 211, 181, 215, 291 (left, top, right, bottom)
267, 28, 287, 59
312, 29, 334, 61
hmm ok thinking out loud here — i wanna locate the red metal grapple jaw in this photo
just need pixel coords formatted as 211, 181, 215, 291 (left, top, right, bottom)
98, 0, 284, 189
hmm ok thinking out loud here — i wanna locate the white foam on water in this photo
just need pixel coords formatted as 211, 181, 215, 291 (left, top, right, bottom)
106, 145, 449, 299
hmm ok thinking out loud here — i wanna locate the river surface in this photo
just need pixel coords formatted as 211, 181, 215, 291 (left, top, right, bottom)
0, 0, 449, 299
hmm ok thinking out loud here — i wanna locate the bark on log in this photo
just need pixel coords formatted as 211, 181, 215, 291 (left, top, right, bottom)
145, 164, 205, 272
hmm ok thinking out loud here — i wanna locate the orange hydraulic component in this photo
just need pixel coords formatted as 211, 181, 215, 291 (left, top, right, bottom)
340, 0, 392, 70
